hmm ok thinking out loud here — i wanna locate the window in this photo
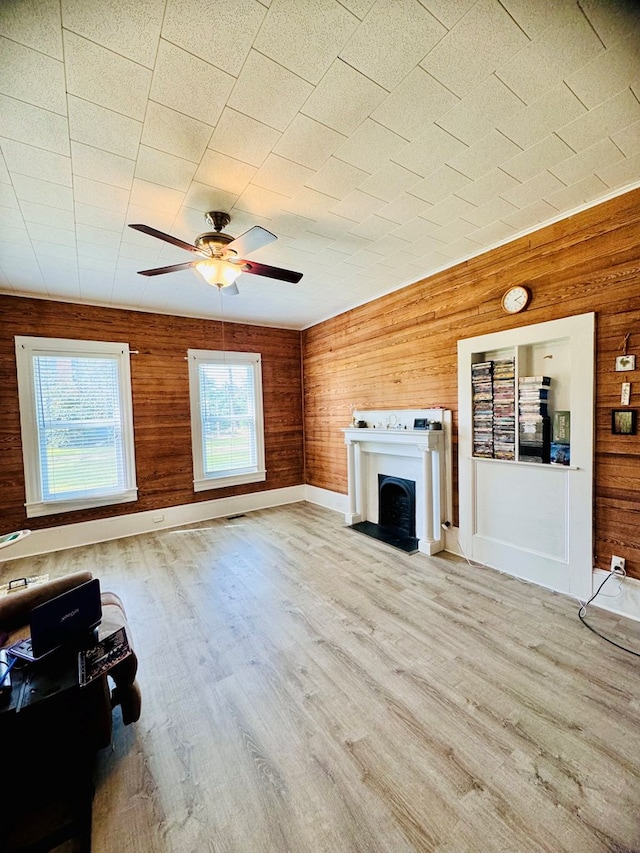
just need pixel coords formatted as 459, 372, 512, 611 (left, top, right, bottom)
15, 336, 138, 517
188, 349, 266, 491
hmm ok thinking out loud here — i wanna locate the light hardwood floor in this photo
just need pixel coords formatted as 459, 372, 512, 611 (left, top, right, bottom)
5, 502, 640, 852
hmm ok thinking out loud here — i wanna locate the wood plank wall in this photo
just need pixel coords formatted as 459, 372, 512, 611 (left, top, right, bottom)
0, 297, 304, 533
302, 189, 640, 580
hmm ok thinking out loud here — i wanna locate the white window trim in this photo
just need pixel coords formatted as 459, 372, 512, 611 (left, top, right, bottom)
188, 349, 266, 491
15, 336, 138, 518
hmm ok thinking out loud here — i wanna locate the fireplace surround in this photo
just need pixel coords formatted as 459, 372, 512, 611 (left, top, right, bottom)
342, 409, 451, 555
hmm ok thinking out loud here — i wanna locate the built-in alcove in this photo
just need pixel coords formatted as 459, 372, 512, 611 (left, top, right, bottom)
457, 313, 594, 600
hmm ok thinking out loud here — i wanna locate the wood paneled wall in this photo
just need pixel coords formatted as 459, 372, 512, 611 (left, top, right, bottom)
0, 297, 304, 533
302, 189, 640, 580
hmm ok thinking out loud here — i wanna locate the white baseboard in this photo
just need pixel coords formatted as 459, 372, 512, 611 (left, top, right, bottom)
588, 569, 640, 623
303, 485, 348, 514
1, 486, 307, 561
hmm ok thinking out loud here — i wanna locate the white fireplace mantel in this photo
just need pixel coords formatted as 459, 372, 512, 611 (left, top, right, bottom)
342, 409, 452, 556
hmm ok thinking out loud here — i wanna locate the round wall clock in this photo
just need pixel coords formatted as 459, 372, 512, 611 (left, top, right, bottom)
501, 285, 531, 314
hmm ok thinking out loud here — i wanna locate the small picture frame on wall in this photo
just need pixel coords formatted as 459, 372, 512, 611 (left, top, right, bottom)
611, 409, 637, 435
615, 355, 636, 371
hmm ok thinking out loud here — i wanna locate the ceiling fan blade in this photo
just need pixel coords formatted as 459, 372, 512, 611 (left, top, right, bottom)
227, 225, 277, 257
129, 224, 205, 255
137, 261, 200, 276
221, 282, 240, 296
240, 260, 303, 283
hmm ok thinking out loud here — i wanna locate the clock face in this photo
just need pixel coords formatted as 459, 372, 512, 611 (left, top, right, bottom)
501, 285, 530, 314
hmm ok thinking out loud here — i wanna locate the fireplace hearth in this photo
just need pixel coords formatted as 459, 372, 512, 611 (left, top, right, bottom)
350, 474, 418, 553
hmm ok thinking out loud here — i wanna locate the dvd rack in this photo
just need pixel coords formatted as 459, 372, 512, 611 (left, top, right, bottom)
471, 357, 516, 460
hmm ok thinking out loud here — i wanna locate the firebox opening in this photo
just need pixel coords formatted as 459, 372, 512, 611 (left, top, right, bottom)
349, 474, 418, 554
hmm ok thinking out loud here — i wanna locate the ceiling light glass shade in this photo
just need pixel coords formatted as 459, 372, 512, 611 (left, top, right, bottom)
196, 259, 242, 288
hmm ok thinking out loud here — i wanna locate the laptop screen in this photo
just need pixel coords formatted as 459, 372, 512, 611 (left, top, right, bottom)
30, 578, 102, 658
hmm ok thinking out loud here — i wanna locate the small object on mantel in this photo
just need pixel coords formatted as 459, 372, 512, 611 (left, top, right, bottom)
357, 420, 367, 428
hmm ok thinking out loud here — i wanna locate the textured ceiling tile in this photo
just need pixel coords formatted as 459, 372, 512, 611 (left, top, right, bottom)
0, 0, 62, 58
74, 176, 130, 213
195, 150, 256, 195
349, 214, 397, 240
0, 96, 69, 156
410, 165, 471, 204
71, 141, 135, 190
421, 194, 477, 226
21, 201, 75, 230
11, 173, 74, 209
75, 224, 121, 248
421, 0, 529, 97
340, 0, 445, 91
253, 154, 315, 198
26, 221, 75, 246
208, 109, 280, 169
274, 115, 346, 171
301, 60, 387, 136
235, 184, 292, 219
543, 173, 609, 212
550, 138, 624, 185
392, 124, 467, 177
129, 178, 185, 215
75, 202, 126, 232
228, 51, 313, 132
377, 192, 430, 224
162, 0, 265, 77
64, 30, 151, 120
135, 146, 197, 192
142, 102, 212, 163
566, 34, 640, 109
425, 0, 477, 29
472, 218, 517, 245
447, 130, 521, 181
501, 198, 561, 230
335, 120, 406, 173
68, 96, 142, 160
61, 0, 164, 67
612, 120, 640, 157
150, 40, 234, 127
255, 0, 358, 85
579, 0, 640, 49
501, 170, 566, 209
0, 156, 9, 185
460, 195, 519, 228
305, 157, 369, 200
1, 138, 71, 186
358, 162, 421, 202
393, 215, 441, 243
285, 189, 339, 221
0, 223, 30, 244
497, 14, 606, 104
455, 168, 520, 206
0, 37, 66, 115
372, 68, 459, 141
500, 134, 574, 182
496, 45, 568, 106
183, 181, 238, 215
330, 190, 385, 221
557, 88, 640, 152
438, 76, 524, 146
596, 151, 640, 190
498, 0, 578, 39
0, 206, 26, 228
498, 85, 586, 148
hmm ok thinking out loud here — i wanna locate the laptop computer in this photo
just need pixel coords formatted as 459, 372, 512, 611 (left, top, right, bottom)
7, 578, 102, 662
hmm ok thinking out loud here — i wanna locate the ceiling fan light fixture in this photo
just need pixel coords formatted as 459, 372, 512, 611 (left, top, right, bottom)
196, 258, 242, 289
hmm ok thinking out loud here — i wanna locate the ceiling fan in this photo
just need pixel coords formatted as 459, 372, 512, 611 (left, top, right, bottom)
128, 211, 302, 295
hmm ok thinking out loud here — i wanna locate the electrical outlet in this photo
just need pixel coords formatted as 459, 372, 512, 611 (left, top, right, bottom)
153, 514, 164, 523
610, 555, 626, 573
